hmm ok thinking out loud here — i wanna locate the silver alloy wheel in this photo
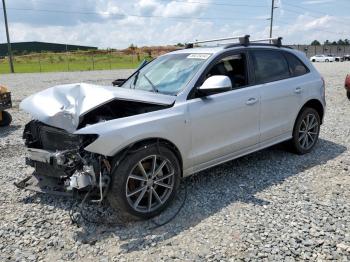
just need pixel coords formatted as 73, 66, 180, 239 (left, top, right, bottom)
298, 113, 319, 150
125, 155, 175, 213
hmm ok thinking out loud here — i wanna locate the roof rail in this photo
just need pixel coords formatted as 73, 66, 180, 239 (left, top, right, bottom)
250, 37, 282, 47
185, 35, 250, 48
224, 36, 283, 49
185, 35, 283, 49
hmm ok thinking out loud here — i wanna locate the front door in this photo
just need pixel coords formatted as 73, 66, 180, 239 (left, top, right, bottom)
187, 51, 260, 170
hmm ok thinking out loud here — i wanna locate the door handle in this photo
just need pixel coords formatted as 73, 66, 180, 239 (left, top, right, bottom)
294, 87, 302, 94
246, 97, 258, 105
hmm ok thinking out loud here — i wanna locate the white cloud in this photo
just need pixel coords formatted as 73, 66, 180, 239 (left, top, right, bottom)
302, 0, 335, 5
1, 0, 349, 48
135, 0, 207, 17
273, 15, 349, 44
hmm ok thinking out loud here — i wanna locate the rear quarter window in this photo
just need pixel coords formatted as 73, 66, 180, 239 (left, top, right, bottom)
250, 50, 290, 84
284, 52, 309, 77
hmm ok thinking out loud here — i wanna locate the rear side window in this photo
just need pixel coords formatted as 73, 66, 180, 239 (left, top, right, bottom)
284, 52, 309, 77
251, 50, 290, 84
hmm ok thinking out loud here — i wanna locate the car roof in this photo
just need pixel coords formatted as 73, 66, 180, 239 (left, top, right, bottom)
170, 46, 224, 54
169, 44, 294, 55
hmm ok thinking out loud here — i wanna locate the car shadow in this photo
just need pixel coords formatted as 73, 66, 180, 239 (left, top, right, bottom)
0, 124, 21, 138
19, 138, 346, 253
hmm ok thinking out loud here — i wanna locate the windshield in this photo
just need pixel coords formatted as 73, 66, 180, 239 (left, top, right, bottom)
122, 53, 210, 95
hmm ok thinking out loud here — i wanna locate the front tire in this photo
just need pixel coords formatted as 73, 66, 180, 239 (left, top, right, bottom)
107, 144, 181, 219
290, 107, 320, 155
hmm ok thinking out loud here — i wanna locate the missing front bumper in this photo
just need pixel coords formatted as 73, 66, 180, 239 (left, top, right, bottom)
14, 173, 73, 197
18, 147, 101, 196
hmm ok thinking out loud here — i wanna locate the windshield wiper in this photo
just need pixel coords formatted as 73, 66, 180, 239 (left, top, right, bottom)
143, 74, 158, 93
132, 71, 140, 89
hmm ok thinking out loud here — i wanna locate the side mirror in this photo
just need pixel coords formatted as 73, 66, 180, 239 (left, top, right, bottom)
112, 79, 126, 86
197, 75, 232, 96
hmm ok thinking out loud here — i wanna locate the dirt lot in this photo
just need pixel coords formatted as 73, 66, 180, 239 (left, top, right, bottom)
1, 63, 350, 261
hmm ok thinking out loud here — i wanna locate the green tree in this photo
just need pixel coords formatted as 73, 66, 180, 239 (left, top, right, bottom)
129, 44, 137, 51
337, 39, 345, 45
311, 40, 321, 46
324, 40, 330, 45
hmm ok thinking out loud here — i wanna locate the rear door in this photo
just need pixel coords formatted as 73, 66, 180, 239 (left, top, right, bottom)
249, 49, 304, 142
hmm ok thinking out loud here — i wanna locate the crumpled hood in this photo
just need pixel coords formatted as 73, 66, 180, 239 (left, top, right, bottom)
20, 83, 176, 133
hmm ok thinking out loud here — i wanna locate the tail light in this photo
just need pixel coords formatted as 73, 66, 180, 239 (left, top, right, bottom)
345, 74, 350, 88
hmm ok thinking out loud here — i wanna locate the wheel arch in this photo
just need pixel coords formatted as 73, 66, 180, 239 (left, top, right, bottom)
110, 137, 184, 176
297, 99, 324, 125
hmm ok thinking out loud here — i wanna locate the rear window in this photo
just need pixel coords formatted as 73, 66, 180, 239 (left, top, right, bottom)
251, 50, 290, 84
284, 52, 309, 77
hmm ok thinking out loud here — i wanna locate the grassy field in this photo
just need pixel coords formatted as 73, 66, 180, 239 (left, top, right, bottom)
0, 51, 150, 73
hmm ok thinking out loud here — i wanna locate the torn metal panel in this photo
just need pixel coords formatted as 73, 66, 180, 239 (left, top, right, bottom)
20, 83, 176, 132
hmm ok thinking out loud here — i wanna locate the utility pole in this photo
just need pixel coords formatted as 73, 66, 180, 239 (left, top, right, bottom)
2, 0, 14, 73
269, 0, 275, 39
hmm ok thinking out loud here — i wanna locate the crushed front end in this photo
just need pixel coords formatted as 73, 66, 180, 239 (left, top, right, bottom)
15, 120, 111, 198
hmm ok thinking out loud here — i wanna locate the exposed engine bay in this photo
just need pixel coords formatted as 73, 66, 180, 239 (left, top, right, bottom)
78, 99, 169, 129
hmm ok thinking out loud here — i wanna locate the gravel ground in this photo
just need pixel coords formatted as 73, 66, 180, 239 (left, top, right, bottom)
1, 64, 350, 261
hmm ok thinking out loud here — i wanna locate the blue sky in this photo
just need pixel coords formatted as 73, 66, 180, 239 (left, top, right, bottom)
1, 0, 349, 48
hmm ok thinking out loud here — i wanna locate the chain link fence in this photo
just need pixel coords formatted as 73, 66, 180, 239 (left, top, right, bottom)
1, 45, 350, 73
0, 50, 153, 73
288, 45, 350, 58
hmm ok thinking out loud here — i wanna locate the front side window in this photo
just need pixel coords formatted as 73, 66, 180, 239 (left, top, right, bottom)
122, 53, 210, 95
251, 50, 290, 84
205, 53, 248, 89
284, 52, 309, 77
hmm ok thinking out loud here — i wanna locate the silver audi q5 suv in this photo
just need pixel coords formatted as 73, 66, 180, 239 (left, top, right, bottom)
18, 36, 325, 219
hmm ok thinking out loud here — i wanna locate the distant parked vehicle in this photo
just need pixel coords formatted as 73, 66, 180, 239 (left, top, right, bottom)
310, 54, 335, 62
344, 54, 350, 61
345, 74, 350, 99
328, 54, 344, 62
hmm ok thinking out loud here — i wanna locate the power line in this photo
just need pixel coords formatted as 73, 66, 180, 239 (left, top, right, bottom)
283, 2, 329, 16
1, 7, 269, 22
276, 20, 348, 37
31, 0, 269, 9
159, 0, 268, 8
283, 2, 350, 21
276, 8, 350, 34
2, 2, 348, 41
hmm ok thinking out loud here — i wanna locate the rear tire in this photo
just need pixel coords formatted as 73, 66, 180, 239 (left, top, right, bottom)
107, 144, 181, 220
289, 107, 320, 155
312, 59, 316, 62
0, 111, 12, 127
325, 59, 329, 62
347, 91, 350, 100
